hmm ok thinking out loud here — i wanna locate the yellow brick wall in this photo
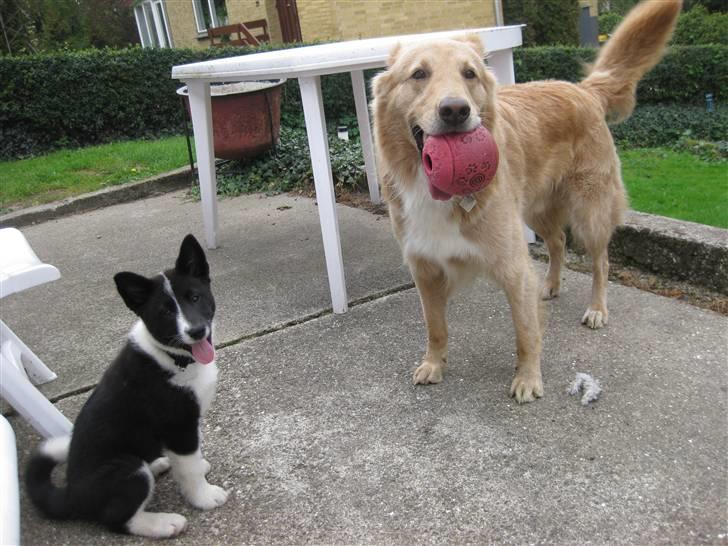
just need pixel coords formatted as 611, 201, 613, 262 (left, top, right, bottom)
165, 0, 201, 49
164, 0, 276, 49
298, 0, 498, 42
265, 0, 284, 43
297, 0, 337, 42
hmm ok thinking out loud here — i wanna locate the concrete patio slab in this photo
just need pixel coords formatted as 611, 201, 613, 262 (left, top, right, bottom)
10, 264, 727, 544
1, 191, 410, 399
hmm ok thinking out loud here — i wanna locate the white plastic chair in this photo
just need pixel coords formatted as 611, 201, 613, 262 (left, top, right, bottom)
0, 414, 20, 545
0, 227, 72, 438
0, 228, 73, 545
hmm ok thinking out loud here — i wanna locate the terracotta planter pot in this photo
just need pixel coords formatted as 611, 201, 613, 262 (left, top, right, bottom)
178, 79, 285, 161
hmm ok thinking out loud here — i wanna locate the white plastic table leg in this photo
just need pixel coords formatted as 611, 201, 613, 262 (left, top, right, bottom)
0, 320, 56, 385
299, 76, 349, 314
0, 415, 20, 546
187, 80, 219, 250
488, 48, 536, 243
0, 331, 72, 438
350, 70, 381, 204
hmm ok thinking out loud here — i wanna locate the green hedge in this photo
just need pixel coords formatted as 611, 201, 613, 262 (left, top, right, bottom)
512, 45, 727, 104
611, 104, 727, 148
0, 43, 357, 160
1, 43, 725, 160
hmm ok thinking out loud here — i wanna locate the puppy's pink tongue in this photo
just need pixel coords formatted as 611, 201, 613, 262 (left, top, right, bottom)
191, 338, 215, 364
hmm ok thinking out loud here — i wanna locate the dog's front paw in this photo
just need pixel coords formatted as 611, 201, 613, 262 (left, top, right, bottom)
186, 482, 229, 510
582, 306, 608, 329
510, 371, 544, 404
413, 359, 445, 384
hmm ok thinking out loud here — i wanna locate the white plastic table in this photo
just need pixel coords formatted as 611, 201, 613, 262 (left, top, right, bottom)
172, 25, 524, 314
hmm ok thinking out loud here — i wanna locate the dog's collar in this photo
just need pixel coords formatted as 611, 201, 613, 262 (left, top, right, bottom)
164, 350, 195, 368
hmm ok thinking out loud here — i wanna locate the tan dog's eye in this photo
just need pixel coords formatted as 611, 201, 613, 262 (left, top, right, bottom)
463, 69, 476, 80
412, 69, 427, 80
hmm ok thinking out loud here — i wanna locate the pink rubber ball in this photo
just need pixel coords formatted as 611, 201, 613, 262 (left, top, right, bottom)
422, 125, 499, 201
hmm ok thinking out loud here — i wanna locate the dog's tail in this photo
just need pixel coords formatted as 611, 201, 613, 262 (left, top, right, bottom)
580, 0, 682, 123
25, 435, 73, 519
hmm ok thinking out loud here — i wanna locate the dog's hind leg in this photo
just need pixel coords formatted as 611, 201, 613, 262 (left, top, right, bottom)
541, 229, 566, 300
582, 244, 610, 329
528, 205, 568, 301
82, 457, 186, 537
410, 257, 452, 385
123, 464, 187, 538
149, 456, 171, 476
569, 170, 625, 329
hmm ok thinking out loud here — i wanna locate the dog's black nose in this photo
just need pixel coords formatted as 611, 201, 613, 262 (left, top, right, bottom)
186, 325, 206, 340
438, 97, 471, 126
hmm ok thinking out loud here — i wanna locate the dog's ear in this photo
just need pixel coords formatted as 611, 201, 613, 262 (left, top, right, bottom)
456, 33, 485, 58
371, 70, 393, 98
114, 272, 155, 315
176, 234, 210, 281
387, 43, 402, 67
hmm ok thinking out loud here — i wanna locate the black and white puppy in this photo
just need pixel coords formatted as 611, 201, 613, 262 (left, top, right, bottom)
26, 234, 227, 538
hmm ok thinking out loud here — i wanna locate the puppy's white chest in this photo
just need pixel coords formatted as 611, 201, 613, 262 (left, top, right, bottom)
400, 174, 481, 265
171, 363, 218, 416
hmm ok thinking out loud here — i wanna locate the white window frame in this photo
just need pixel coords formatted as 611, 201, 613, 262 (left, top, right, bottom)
192, 0, 227, 35
134, 0, 172, 48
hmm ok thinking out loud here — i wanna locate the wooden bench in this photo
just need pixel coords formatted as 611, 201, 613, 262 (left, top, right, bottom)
208, 19, 270, 47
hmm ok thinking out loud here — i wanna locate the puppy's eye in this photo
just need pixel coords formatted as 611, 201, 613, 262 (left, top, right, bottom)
463, 69, 476, 80
190, 294, 200, 303
412, 69, 427, 80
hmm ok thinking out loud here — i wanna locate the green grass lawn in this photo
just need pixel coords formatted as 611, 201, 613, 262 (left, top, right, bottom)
0, 137, 189, 212
1, 140, 726, 229
620, 148, 727, 228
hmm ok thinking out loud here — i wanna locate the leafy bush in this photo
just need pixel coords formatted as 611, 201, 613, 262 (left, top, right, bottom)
191, 125, 365, 198
513, 45, 726, 105
504, 0, 580, 46
673, 5, 728, 45
610, 104, 727, 148
599, 4, 728, 45
598, 12, 623, 35
674, 134, 728, 162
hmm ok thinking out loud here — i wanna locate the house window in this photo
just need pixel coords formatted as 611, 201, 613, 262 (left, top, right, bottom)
134, 0, 172, 48
192, 0, 228, 34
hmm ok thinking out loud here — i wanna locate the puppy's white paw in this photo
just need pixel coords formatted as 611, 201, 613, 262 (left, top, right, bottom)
582, 307, 608, 329
150, 456, 171, 476
127, 511, 187, 538
413, 360, 444, 384
186, 483, 229, 510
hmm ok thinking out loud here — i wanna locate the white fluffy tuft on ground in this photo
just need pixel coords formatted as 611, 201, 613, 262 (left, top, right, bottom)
568, 373, 602, 405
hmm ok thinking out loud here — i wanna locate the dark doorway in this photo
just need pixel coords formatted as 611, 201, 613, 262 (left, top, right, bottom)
276, 0, 302, 43
579, 6, 599, 47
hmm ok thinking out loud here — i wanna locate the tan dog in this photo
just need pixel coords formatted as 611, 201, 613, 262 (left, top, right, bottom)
371, 0, 682, 402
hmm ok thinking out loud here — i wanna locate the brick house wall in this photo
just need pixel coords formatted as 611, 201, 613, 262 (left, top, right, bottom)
297, 0, 501, 42
163, 0, 504, 49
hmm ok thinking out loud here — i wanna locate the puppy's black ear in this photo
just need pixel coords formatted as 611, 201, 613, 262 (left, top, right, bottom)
114, 272, 154, 315
176, 234, 210, 281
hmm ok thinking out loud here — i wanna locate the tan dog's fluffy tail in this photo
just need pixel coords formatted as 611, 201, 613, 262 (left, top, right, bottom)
580, 0, 682, 123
